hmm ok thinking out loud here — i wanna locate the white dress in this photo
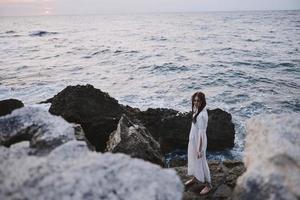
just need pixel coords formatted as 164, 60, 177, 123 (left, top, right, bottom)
187, 106, 211, 183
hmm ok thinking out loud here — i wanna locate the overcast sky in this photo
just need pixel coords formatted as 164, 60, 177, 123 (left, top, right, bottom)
0, 0, 299, 16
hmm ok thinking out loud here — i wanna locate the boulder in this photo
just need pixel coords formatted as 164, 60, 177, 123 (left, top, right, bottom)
207, 109, 235, 150
106, 114, 163, 166
0, 106, 75, 154
0, 140, 184, 200
0, 99, 24, 117
48, 84, 125, 152
232, 114, 300, 200
174, 160, 245, 200
137, 108, 235, 153
137, 108, 191, 154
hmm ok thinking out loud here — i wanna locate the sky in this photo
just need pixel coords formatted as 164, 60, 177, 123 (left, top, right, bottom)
0, 0, 299, 16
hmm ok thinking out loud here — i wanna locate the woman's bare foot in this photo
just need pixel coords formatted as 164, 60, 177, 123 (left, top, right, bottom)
199, 185, 211, 195
184, 177, 197, 186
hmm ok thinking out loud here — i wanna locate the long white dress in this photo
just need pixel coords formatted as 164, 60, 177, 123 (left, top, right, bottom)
187, 106, 211, 183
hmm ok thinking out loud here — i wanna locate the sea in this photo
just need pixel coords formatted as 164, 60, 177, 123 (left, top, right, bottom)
0, 10, 299, 161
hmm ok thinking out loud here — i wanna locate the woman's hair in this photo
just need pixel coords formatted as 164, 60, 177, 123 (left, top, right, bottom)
191, 91, 206, 123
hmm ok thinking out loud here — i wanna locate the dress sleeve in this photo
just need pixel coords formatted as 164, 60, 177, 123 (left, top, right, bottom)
196, 110, 208, 153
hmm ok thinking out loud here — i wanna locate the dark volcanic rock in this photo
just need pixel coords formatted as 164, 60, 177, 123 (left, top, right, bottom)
49, 84, 125, 151
0, 99, 24, 117
106, 114, 164, 166
47, 84, 235, 153
0, 106, 75, 154
137, 108, 235, 154
207, 109, 235, 150
136, 108, 191, 154
174, 160, 245, 200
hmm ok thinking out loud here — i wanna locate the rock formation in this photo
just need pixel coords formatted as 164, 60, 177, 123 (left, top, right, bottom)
137, 108, 235, 153
232, 114, 300, 200
46, 84, 236, 154
48, 84, 125, 152
106, 114, 164, 166
175, 160, 245, 200
0, 106, 75, 154
0, 140, 184, 200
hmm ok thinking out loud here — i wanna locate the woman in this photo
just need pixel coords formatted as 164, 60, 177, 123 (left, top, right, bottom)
184, 91, 212, 195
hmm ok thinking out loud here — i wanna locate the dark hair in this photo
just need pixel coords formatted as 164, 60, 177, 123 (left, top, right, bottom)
191, 92, 206, 123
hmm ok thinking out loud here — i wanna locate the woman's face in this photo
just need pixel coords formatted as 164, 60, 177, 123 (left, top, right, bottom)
193, 95, 202, 108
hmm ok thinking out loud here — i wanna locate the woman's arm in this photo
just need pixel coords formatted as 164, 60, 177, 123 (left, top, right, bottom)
197, 110, 208, 158
199, 135, 202, 153
197, 134, 203, 158
196, 113, 205, 158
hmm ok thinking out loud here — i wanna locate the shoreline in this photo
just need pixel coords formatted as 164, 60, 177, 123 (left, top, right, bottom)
1, 85, 299, 199
1, 84, 238, 166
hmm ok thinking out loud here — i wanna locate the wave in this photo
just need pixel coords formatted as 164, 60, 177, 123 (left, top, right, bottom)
280, 100, 300, 112
0, 34, 21, 38
149, 36, 168, 41
114, 50, 139, 54
5, 30, 16, 34
149, 63, 189, 73
92, 49, 110, 55
245, 38, 260, 42
0, 30, 21, 38
29, 31, 58, 37
82, 49, 139, 59
277, 62, 296, 68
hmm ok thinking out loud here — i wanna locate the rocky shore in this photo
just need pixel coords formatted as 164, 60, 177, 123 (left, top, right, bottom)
43, 84, 235, 155
1, 84, 298, 200
175, 160, 245, 199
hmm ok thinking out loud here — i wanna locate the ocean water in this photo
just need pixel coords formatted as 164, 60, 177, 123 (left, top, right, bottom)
0, 10, 299, 160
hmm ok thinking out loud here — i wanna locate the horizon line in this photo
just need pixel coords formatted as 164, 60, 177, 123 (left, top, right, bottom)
1, 8, 299, 17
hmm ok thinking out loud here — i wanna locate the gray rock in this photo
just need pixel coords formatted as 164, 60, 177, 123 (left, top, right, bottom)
0, 106, 75, 154
0, 141, 183, 200
73, 123, 86, 141
232, 114, 300, 200
106, 114, 164, 166
0, 141, 31, 161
